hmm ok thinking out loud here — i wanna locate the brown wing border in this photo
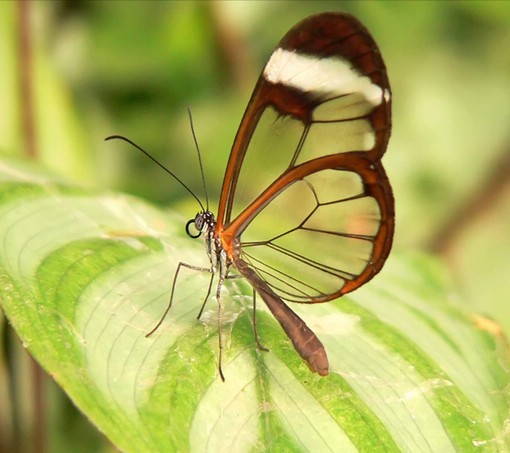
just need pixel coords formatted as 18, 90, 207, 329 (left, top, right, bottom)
216, 12, 391, 227
228, 152, 394, 303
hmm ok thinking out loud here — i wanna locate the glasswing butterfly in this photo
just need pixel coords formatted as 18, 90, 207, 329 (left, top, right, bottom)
108, 12, 394, 379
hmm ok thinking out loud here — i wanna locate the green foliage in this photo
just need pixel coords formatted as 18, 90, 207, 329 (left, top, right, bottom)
1, 1, 510, 451
0, 157, 508, 452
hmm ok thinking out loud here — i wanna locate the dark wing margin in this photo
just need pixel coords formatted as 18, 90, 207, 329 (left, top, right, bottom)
216, 12, 391, 227
216, 12, 393, 375
233, 154, 393, 303
218, 12, 393, 303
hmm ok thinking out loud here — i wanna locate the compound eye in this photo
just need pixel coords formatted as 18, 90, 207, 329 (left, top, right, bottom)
194, 212, 204, 230
186, 215, 202, 238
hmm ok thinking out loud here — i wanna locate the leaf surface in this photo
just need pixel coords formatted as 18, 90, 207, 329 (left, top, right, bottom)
0, 157, 508, 452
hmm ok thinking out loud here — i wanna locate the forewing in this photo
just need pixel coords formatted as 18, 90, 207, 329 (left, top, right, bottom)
217, 12, 391, 225
218, 13, 394, 302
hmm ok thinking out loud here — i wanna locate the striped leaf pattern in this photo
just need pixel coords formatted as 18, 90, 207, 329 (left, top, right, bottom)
0, 157, 508, 452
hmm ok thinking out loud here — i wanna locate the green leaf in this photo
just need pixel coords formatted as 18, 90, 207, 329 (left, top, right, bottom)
0, 156, 508, 452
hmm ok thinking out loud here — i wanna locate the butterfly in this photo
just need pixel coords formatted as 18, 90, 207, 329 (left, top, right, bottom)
108, 11, 394, 379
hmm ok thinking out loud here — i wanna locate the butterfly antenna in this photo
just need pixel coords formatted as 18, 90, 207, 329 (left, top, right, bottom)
187, 108, 209, 211
105, 135, 205, 212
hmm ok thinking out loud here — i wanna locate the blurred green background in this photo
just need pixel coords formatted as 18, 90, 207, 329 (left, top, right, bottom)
1, 1, 509, 451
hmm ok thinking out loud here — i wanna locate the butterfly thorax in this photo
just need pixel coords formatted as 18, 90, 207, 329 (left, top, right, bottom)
192, 211, 231, 278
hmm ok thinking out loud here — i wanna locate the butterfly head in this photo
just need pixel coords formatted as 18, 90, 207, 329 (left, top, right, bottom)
186, 211, 216, 239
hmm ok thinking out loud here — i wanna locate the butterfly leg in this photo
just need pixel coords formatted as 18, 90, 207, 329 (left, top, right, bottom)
215, 273, 226, 381
196, 271, 215, 319
146, 261, 212, 337
224, 272, 265, 351
252, 290, 269, 352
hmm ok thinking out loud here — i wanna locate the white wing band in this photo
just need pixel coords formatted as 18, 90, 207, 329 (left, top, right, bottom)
263, 48, 389, 106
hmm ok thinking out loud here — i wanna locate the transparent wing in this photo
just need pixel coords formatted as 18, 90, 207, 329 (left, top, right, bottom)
238, 159, 393, 303
217, 13, 391, 226
217, 13, 394, 303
